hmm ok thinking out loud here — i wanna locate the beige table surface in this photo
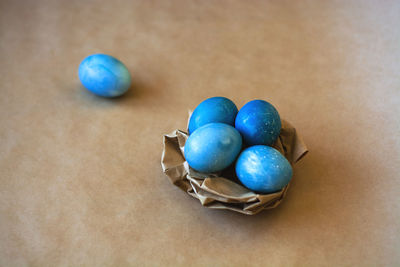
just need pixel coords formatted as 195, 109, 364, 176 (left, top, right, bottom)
1, 0, 400, 266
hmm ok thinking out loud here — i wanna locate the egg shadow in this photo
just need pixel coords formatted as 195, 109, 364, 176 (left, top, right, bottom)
72, 72, 162, 108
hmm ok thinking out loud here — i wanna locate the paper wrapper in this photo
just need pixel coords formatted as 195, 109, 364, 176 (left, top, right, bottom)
161, 119, 308, 215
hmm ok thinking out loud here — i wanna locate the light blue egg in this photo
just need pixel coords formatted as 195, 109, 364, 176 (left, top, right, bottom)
184, 123, 242, 173
188, 97, 238, 134
78, 54, 131, 97
235, 145, 292, 193
235, 100, 281, 146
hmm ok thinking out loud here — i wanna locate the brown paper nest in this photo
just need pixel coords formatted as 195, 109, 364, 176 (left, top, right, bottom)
161, 119, 308, 215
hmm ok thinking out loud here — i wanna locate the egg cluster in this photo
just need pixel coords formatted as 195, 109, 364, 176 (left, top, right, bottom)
184, 97, 293, 194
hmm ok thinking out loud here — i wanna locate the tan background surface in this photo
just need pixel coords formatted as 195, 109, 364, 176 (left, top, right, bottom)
1, 0, 399, 266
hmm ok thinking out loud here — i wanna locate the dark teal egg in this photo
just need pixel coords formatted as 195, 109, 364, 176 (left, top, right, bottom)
235, 100, 281, 146
188, 97, 238, 134
184, 123, 242, 173
235, 145, 292, 193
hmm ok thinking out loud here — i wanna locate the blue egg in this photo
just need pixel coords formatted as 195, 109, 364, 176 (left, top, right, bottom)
235, 100, 281, 146
235, 145, 292, 193
184, 123, 242, 173
78, 54, 131, 97
188, 97, 238, 134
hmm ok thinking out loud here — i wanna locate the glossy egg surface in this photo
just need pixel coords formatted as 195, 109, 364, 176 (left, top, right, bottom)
78, 54, 131, 97
188, 97, 238, 134
184, 123, 242, 173
235, 145, 292, 193
235, 100, 281, 146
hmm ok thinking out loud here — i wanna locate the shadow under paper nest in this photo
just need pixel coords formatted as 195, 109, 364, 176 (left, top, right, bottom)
161, 119, 308, 215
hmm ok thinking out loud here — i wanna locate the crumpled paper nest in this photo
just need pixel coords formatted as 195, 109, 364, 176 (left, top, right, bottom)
161, 116, 308, 215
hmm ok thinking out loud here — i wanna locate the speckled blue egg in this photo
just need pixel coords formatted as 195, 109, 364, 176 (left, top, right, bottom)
188, 97, 238, 134
235, 145, 292, 193
78, 54, 131, 97
184, 123, 242, 173
235, 100, 281, 146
